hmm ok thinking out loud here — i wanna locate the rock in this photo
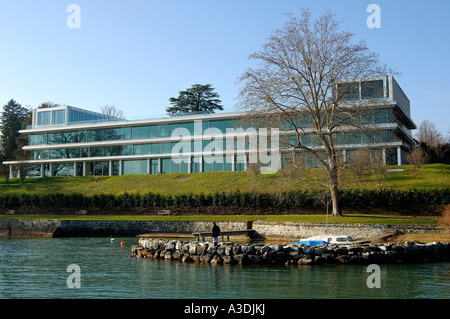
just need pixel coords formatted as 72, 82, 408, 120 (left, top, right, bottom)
248, 255, 262, 264
188, 244, 197, 255
200, 255, 212, 263
302, 246, 315, 255
322, 253, 336, 264
172, 251, 184, 260
222, 256, 234, 264
298, 256, 314, 265
241, 245, 254, 254
207, 245, 217, 255
314, 247, 327, 255
217, 246, 226, 256
233, 254, 249, 265
335, 255, 349, 264
270, 245, 283, 253
166, 240, 176, 250
232, 245, 241, 255
175, 240, 182, 250
350, 255, 363, 264
164, 251, 172, 260
274, 252, 287, 263
197, 243, 208, 255
182, 254, 193, 262
224, 245, 234, 256
262, 251, 275, 262
370, 252, 387, 264
260, 245, 271, 254
210, 256, 223, 265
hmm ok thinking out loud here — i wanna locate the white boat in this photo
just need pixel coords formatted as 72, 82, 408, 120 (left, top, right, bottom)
291, 234, 353, 245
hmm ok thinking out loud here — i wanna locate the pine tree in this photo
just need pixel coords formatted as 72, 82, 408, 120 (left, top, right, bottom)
166, 84, 223, 116
0, 99, 30, 161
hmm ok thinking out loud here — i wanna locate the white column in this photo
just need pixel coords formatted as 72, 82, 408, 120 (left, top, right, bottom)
82, 162, 86, 176
382, 148, 386, 166
397, 147, 402, 166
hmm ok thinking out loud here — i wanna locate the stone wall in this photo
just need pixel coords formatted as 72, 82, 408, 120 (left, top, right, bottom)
252, 221, 440, 240
0, 218, 441, 239
0, 219, 249, 237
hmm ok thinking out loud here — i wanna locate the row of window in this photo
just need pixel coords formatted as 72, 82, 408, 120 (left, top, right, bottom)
29, 129, 397, 160
24, 147, 399, 178
24, 155, 246, 177
29, 110, 396, 146
29, 119, 235, 145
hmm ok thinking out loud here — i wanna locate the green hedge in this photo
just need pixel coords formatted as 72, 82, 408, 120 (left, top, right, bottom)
0, 188, 448, 215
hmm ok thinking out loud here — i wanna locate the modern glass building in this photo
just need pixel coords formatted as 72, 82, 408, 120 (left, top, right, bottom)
4, 76, 416, 178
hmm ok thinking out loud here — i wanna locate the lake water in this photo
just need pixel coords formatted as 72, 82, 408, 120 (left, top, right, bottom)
0, 236, 449, 299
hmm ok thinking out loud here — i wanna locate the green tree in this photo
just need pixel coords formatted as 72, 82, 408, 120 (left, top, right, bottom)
166, 84, 223, 116
0, 99, 30, 161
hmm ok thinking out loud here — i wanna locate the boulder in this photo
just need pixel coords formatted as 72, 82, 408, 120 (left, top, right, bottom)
233, 254, 249, 265
298, 256, 314, 265
248, 255, 262, 264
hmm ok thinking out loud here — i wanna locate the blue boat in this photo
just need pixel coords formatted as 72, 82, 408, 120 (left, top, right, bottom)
290, 240, 329, 246
290, 234, 353, 246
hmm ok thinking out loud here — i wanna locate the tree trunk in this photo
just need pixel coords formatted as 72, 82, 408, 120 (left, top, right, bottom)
329, 163, 342, 217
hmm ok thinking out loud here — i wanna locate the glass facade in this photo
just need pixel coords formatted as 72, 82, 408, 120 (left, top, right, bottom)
13, 88, 415, 178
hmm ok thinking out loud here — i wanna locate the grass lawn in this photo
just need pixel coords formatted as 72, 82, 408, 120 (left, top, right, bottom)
0, 164, 449, 196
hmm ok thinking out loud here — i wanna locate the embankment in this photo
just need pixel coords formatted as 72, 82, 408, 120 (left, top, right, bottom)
0, 218, 441, 239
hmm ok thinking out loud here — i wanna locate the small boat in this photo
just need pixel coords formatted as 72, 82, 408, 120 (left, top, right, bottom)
290, 240, 329, 246
291, 234, 353, 246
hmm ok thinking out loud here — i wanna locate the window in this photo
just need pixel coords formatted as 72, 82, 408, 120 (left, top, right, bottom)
37, 111, 50, 126
159, 124, 169, 137
161, 143, 171, 154
123, 160, 147, 175
51, 110, 66, 125
122, 127, 131, 140
150, 159, 159, 174
151, 143, 160, 154
191, 157, 201, 173
361, 80, 384, 99
29, 134, 47, 145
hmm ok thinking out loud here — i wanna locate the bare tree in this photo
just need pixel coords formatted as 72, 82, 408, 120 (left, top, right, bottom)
406, 145, 429, 169
238, 9, 389, 217
415, 120, 444, 148
100, 105, 125, 119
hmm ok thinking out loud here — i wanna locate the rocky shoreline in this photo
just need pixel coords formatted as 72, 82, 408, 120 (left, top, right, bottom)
133, 238, 450, 265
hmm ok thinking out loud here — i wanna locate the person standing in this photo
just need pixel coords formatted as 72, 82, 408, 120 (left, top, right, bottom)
212, 222, 221, 245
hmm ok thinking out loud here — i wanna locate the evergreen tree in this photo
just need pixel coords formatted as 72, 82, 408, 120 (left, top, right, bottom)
166, 84, 223, 116
0, 99, 30, 161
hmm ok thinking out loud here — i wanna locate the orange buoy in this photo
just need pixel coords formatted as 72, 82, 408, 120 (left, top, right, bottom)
120, 242, 125, 246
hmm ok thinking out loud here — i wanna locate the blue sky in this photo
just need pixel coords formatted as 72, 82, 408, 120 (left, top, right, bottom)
0, 0, 448, 137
